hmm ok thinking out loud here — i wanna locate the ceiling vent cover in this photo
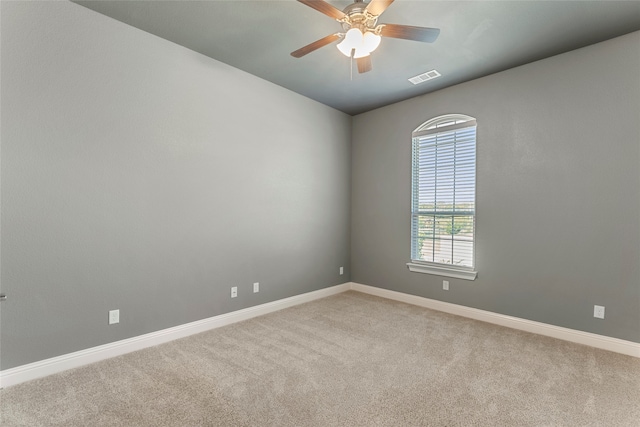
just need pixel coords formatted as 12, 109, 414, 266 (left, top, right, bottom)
408, 69, 441, 85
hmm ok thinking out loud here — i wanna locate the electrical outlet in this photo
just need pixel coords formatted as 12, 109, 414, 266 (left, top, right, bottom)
594, 305, 605, 319
443, 280, 449, 291
108, 309, 120, 325
231, 287, 237, 298
253, 282, 259, 293
339, 266, 344, 275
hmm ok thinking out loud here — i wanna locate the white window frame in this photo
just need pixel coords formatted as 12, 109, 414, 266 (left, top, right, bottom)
407, 114, 478, 281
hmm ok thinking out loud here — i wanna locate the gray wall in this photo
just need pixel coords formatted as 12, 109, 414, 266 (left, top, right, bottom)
352, 31, 640, 343
0, 1, 351, 369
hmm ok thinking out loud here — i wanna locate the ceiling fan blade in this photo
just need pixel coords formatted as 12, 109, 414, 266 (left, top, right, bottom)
291, 33, 342, 58
357, 56, 372, 73
365, 0, 395, 16
380, 24, 440, 43
297, 0, 346, 20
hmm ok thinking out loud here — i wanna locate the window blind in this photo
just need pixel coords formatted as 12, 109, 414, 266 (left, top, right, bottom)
411, 119, 476, 269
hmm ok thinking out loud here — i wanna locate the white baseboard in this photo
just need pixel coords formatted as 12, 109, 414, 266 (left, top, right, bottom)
0, 283, 350, 389
350, 282, 640, 358
3, 281, 638, 388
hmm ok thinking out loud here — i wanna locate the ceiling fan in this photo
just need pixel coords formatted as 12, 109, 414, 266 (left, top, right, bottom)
291, 0, 440, 74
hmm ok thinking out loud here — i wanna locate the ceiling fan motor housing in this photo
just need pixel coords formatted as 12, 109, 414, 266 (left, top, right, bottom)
340, 2, 380, 33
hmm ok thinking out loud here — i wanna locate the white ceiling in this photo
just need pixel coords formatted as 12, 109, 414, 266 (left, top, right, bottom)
74, 0, 640, 115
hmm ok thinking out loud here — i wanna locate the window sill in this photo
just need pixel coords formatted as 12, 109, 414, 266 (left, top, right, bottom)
406, 262, 477, 281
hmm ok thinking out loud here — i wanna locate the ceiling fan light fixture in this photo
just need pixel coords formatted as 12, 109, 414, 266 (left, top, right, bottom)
337, 41, 353, 57
337, 28, 380, 58
362, 31, 381, 52
337, 28, 363, 57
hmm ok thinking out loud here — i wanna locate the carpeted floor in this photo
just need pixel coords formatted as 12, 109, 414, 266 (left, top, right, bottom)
1, 291, 639, 426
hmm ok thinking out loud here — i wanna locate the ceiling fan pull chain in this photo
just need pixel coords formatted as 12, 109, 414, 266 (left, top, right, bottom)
350, 55, 353, 81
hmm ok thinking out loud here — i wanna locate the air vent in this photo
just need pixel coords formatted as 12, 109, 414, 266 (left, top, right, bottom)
408, 69, 441, 85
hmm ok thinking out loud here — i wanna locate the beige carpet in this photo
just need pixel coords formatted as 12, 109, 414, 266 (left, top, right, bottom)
1, 291, 639, 426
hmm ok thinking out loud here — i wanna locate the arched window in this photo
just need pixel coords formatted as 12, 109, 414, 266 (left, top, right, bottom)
408, 114, 477, 280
